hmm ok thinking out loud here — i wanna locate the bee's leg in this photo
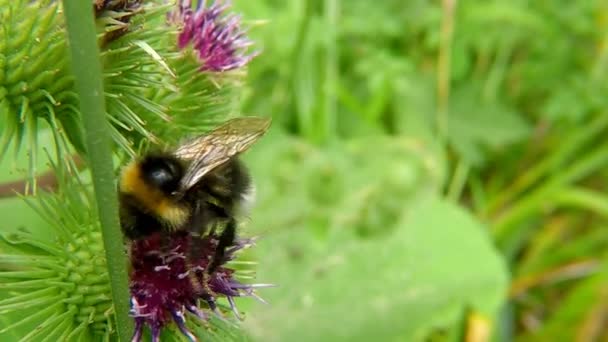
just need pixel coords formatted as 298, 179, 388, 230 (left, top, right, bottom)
207, 218, 236, 274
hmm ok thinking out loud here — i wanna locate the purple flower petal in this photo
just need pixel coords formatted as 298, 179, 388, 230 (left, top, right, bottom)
128, 230, 269, 340
151, 326, 161, 342
185, 303, 208, 320
169, 0, 258, 72
227, 296, 242, 320
131, 320, 143, 342
171, 309, 198, 342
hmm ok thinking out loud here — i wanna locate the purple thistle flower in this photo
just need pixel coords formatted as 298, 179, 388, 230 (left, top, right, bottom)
129, 231, 271, 341
168, 0, 259, 72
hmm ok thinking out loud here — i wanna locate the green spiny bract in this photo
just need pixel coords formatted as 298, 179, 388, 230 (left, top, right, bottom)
0, 0, 78, 186
0, 1, 250, 182
0, 176, 113, 340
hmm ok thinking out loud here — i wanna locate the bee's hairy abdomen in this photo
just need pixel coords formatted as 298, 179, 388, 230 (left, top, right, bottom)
119, 194, 164, 239
180, 158, 252, 240
225, 158, 253, 206
203, 158, 252, 211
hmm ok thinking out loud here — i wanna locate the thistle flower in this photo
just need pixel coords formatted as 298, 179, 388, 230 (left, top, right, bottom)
0, 169, 269, 341
169, 0, 259, 72
129, 231, 271, 341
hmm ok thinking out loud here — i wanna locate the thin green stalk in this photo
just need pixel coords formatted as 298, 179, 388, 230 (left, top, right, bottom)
482, 37, 514, 102
446, 159, 469, 202
484, 112, 608, 216
61, 1, 132, 340
323, 0, 338, 143
553, 187, 608, 219
438, 0, 457, 198
436, 0, 456, 142
591, 7, 608, 81
493, 141, 608, 243
290, 0, 313, 141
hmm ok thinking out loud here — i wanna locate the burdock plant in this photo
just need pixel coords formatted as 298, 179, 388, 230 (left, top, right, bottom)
0, 0, 268, 341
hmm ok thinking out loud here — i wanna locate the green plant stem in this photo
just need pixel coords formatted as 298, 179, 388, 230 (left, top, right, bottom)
61, 1, 132, 340
493, 141, 608, 244
446, 159, 469, 202
553, 187, 608, 219
484, 113, 608, 217
290, 0, 313, 141
436, 0, 456, 142
323, 0, 338, 143
482, 37, 514, 102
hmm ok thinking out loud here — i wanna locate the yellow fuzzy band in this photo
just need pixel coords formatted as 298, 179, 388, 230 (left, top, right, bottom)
119, 161, 189, 228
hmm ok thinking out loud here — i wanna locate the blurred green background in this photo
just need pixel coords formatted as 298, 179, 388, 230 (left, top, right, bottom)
2, 0, 608, 341
231, 0, 608, 341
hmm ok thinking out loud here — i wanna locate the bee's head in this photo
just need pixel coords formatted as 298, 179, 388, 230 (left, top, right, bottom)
140, 155, 184, 196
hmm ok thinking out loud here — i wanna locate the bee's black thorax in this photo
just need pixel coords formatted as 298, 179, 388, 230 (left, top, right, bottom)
139, 154, 184, 196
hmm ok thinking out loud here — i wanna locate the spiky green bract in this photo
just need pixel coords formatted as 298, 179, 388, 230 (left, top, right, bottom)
98, 2, 176, 156
0, 0, 253, 174
146, 54, 243, 146
0, 165, 258, 341
0, 176, 114, 341
0, 0, 81, 186
99, 1, 249, 150
0, 1, 171, 178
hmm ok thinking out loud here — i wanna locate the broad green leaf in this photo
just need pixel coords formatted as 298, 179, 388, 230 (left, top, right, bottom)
448, 84, 531, 167
241, 133, 507, 341
245, 196, 508, 342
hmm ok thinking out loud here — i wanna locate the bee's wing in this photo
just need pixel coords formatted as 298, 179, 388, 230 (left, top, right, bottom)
174, 117, 271, 192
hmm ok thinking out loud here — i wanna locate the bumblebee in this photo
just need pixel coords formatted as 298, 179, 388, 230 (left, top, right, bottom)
119, 117, 271, 273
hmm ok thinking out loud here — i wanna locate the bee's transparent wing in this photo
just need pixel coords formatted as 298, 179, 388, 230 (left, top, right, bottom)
174, 117, 271, 192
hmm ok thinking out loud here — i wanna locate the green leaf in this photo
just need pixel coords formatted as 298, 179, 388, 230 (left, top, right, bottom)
448, 84, 531, 167
245, 195, 508, 342
239, 133, 506, 341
